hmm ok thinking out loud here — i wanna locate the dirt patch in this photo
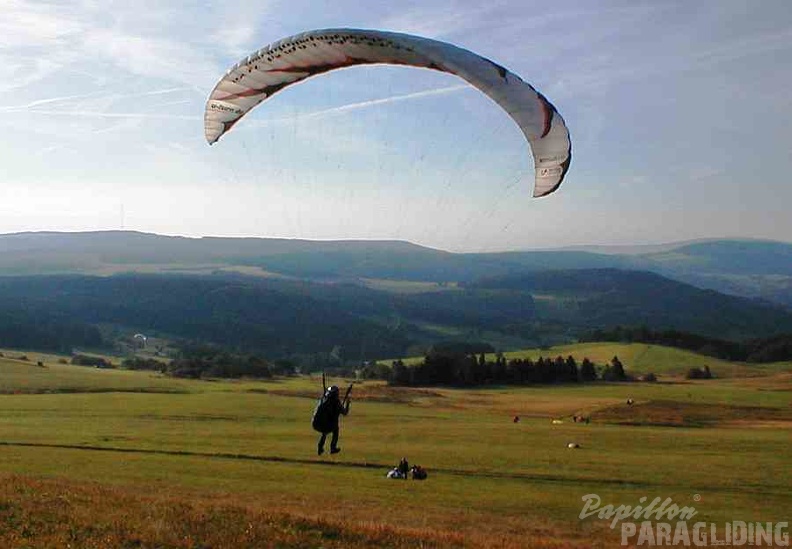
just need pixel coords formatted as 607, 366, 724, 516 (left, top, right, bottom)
721, 419, 792, 429
741, 372, 792, 392
593, 399, 792, 428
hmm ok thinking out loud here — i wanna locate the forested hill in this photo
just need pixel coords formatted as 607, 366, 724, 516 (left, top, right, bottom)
1, 268, 792, 359
0, 275, 409, 358
465, 269, 792, 341
1, 232, 792, 359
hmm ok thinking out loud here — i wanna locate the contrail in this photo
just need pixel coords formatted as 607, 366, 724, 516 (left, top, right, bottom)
2, 86, 193, 113
7, 85, 467, 123
302, 84, 470, 118
245, 84, 471, 128
0, 91, 102, 112
10, 109, 199, 120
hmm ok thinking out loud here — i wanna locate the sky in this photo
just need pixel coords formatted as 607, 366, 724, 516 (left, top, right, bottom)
2, 0, 791, 252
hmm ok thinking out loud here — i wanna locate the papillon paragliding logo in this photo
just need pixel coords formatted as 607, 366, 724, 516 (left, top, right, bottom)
579, 493, 790, 547
204, 28, 571, 200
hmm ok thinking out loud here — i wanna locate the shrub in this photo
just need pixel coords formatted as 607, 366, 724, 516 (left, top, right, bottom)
71, 354, 113, 368
122, 357, 167, 371
685, 365, 713, 379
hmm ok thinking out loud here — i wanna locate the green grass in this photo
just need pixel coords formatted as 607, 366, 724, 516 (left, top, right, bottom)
360, 278, 461, 294
0, 353, 190, 394
0, 349, 790, 547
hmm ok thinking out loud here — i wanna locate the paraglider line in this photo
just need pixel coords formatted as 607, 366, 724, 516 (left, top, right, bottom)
458, 172, 524, 249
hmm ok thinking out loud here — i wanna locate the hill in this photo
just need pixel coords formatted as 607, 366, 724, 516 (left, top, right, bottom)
465, 268, 792, 341
0, 230, 625, 282
1, 232, 791, 308
628, 239, 792, 307
0, 275, 411, 358
1, 268, 791, 361
2, 232, 792, 361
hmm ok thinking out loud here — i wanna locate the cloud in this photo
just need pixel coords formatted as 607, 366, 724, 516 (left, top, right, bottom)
0, 0, 84, 47
0, 0, 220, 96
205, 0, 279, 58
378, 2, 497, 39
0, 1, 85, 92
0, 58, 70, 94
686, 166, 724, 183
0, 85, 200, 151
545, 3, 792, 101
80, 28, 215, 88
691, 27, 792, 67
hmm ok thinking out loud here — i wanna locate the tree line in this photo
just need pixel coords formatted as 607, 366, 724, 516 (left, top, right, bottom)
122, 347, 295, 379
358, 352, 630, 387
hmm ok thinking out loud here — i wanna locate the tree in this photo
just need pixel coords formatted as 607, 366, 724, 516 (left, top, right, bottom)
565, 355, 579, 382
72, 354, 113, 368
390, 360, 410, 385
122, 357, 166, 371
579, 358, 597, 382
602, 355, 628, 381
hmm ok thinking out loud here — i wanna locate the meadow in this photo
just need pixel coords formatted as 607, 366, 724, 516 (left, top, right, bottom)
0, 345, 789, 547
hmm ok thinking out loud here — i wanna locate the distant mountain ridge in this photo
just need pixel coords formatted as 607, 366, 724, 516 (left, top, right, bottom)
555, 237, 781, 256
0, 231, 791, 307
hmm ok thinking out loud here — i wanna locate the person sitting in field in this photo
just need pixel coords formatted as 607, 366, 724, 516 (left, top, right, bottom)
410, 465, 427, 480
386, 468, 404, 479
397, 457, 409, 479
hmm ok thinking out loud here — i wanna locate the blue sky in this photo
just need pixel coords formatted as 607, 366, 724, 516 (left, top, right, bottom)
2, 0, 791, 252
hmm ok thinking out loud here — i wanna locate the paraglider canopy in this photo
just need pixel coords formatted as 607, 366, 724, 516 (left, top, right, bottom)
204, 28, 571, 198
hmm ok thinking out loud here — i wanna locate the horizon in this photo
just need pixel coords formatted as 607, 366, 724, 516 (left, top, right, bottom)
4, 0, 791, 252
0, 228, 789, 255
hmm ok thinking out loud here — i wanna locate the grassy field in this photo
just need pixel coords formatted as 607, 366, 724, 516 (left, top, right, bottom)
0, 346, 790, 547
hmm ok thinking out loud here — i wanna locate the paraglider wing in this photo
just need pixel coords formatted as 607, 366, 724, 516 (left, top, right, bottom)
204, 28, 571, 197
